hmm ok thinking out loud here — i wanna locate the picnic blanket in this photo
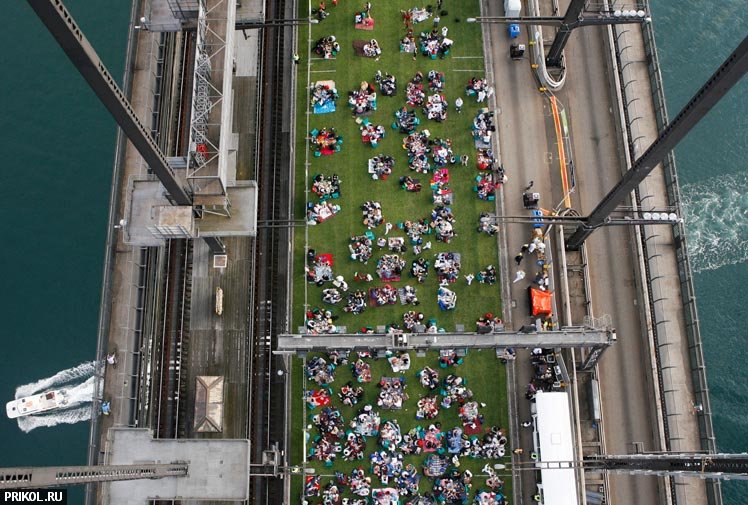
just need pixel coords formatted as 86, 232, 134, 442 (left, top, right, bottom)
355, 19, 375, 30
463, 420, 483, 435
314, 101, 336, 114
397, 287, 410, 305
388, 353, 411, 372
474, 136, 492, 149
353, 40, 371, 57
423, 454, 449, 477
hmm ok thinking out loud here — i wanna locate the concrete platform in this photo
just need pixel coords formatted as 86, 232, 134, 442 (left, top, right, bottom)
105, 428, 249, 503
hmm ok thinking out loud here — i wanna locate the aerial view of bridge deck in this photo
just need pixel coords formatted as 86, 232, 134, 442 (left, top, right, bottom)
3, 0, 747, 504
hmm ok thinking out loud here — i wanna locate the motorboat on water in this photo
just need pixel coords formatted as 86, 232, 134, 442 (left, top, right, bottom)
5, 390, 68, 419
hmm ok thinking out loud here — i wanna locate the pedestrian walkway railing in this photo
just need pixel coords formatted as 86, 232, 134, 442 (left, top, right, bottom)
610, 1, 721, 503
86, 1, 143, 504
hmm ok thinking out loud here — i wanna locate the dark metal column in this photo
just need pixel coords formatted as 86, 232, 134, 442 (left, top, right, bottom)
26, 0, 192, 206
567, 35, 748, 250
546, 0, 587, 67
579, 333, 616, 371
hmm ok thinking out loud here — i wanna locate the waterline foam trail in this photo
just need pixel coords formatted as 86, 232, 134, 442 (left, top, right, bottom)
13, 362, 97, 433
681, 173, 748, 274
15, 361, 96, 399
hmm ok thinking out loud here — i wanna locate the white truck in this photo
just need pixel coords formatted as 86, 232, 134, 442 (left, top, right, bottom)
504, 0, 521, 17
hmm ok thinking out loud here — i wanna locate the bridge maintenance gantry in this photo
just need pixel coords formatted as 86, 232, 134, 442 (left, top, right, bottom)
276, 326, 616, 371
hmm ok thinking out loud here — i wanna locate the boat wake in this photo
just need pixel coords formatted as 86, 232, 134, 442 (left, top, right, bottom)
681, 172, 748, 274
14, 362, 97, 433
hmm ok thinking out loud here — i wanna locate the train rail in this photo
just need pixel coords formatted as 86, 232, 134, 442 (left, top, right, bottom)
248, 0, 294, 503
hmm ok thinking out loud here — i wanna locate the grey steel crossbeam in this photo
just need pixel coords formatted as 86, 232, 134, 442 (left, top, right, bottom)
0, 464, 188, 489
545, 0, 586, 67
26, 0, 192, 206
589, 453, 748, 480
277, 328, 615, 352
567, 35, 748, 249
469, 16, 644, 28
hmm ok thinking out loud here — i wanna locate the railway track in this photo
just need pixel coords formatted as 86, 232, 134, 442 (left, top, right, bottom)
154, 239, 192, 441
248, 0, 293, 502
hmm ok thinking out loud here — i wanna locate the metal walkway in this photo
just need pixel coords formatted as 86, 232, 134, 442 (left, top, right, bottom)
0, 464, 188, 490
277, 327, 616, 353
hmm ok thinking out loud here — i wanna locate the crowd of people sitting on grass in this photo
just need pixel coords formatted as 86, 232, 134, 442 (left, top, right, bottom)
349, 234, 374, 263
431, 206, 456, 243
376, 254, 406, 280
466, 76, 493, 103
363, 39, 383, 58
404, 131, 431, 172
424, 93, 448, 122
352, 359, 372, 383
431, 138, 454, 167
311, 82, 338, 110
339, 382, 365, 407
477, 212, 501, 236
474, 171, 501, 201
375, 70, 397, 96
305, 307, 339, 334
354, 6, 374, 28
406, 73, 427, 107
400, 175, 422, 192
360, 121, 386, 146
349, 81, 378, 115
473, 109, 496, 144
477, 265, 497, 285
299, 3, 522, 502
302, 349, 512, 504
307, 200, 341, 224
402, 285, 420, 305
476, 312, 505, 333
476, 148, 496, 170
394, 107, 419, 133
369, 154, 395, 179
378, 376, 408, 409
427, 70, 445, 91
362, 201, 384, 228
311, 173, 341, 200
309, 127, 343, 156
419, 29, 453, 59
323, 288, 342, 305
344, 290, 368, 314
371, 284, 398, 306
314, 35, 340, 59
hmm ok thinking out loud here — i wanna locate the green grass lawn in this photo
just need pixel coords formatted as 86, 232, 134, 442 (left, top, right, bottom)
289, 1, 513, 502
289, 351, 511, 503
292, 0, 503, 333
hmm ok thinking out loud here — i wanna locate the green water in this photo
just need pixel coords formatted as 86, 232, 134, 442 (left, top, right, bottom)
0, 1, 130, 502
0, 1, 745, 504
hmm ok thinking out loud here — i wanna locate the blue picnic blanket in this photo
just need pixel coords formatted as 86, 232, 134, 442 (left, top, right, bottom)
314, 101, 336, 114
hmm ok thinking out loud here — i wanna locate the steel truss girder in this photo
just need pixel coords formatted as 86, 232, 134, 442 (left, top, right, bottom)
26, 0, 192, 206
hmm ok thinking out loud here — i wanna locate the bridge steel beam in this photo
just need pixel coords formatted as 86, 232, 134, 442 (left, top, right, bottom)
277, 328, 616, 353
0, 464, 188, 490
567, 35, 748, 249
27, 0, 192, 206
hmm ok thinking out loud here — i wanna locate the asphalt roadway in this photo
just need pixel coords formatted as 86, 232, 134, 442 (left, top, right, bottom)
482, 0, 661, 503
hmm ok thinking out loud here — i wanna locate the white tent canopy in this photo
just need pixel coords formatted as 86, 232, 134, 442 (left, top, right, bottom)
535, 391, 579, 505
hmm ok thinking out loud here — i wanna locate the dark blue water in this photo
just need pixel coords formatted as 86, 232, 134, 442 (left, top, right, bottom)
0, 1, 745, 503
650, 2, 748, 503
0, 1, 130, 502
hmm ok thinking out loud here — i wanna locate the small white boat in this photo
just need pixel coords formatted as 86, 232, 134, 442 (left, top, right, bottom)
6, 390, 67, 419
